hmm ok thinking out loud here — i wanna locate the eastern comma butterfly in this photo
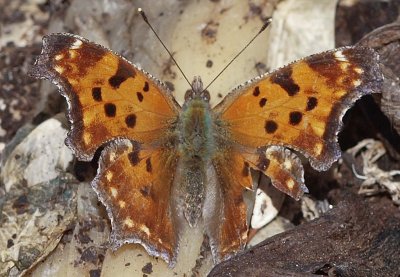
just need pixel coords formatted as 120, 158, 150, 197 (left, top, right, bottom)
30, 29, 382, 266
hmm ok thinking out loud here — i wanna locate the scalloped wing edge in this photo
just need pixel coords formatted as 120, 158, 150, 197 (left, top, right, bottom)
29, 33, 181, 161
214, 46, 383, 171
90, 138, 179, 267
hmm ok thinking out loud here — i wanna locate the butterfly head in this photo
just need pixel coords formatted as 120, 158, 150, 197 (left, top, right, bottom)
184, 76, 210, 103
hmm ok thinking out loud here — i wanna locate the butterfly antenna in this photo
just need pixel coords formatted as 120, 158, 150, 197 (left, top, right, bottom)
138, 8, 194, 90
203, 18, 272, 92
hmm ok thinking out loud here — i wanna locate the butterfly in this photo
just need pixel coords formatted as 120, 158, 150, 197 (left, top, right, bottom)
30, 33, 382, 267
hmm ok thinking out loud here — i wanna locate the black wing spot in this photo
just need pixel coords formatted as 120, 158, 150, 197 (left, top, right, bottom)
104, 103, 116, 117
253, 86, 260, 97
259, 97, 267, 107
143, 81, 149, 92
128, 150, 140, 166
265, 120, 278, 134
108, 60, 136, 88
125, 114, 137, 128
92, 87, 102, 102
270, 66, 300, 96
137, 92, 144, 102
289, 111, 303, 125
306, 97, 318, 111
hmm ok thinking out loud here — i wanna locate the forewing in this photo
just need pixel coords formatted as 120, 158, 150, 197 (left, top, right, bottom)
30, 33, 182, 265
214, 47, 382, 171
30, 33, 180, 160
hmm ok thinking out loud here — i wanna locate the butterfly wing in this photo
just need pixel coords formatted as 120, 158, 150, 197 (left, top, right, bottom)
94, 140, 179, 265
206, 142, 306, 261
214, 47, 382, 197
30, 33, 180, 160
208, 47, 382, 260
30, 34, 181, 265
204, 149, 254, 261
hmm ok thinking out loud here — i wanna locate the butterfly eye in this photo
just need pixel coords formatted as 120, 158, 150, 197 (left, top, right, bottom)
201, 90, 210, 102
184, 89, 195, 101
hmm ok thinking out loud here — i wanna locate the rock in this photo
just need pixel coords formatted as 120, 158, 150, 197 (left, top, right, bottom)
0, 117, 77, 276
208, 196, 400, 277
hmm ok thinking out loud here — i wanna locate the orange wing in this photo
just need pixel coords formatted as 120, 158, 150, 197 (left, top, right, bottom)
30, 34, 181, 265
205, 149, 254, 262
206, 143, 306, 262
94, 139, 179, 265
30, 33, 180, 160
214, 47, 382, 198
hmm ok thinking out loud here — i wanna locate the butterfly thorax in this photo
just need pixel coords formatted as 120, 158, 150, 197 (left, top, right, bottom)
179, 76, 214, 160
176, 76, 215, 227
